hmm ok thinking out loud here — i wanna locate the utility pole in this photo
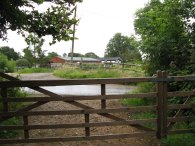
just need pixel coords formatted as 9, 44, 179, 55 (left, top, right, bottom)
71, 5, 77, 63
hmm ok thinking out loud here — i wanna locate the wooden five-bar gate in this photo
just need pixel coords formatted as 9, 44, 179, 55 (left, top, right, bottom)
0, 71, 195, 144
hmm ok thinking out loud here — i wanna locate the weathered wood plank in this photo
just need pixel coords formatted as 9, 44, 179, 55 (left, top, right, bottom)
0, 87, 8, 112
168, 104, 193, 110
168, 91, 195, 97
168, 129, 195, 134
0, 77, 159, 88
0, 106, 156, 117
167, 116, 195, 122
4, 93, 157, 102
0, 73, 156, 133
0, 118, 157, 130
101, 84, 106, 109
0, 132, 156, 144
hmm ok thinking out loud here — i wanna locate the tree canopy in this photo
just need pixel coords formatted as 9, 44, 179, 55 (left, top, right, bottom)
84, 52, 99, 58
0, 46, 20, 60
104, 33, 141, 63
0, 0, 82, 43
134, 0, 194, 75
23, 34, 45, 67
68, 52, 83, 57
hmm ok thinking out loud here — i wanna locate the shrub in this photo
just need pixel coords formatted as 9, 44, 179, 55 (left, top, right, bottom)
0, 77, 27, 139
0, 53, 16, 72
16, 58, 31, 69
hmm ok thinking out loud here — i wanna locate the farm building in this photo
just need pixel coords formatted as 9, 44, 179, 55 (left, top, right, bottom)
100, 57, 122, 64
49, 56, 101, 67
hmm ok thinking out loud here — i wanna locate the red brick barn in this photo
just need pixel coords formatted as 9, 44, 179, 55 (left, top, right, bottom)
49, 56, 65, 68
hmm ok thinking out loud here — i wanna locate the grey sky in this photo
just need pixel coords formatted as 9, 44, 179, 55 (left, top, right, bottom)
0, 0, 149, 57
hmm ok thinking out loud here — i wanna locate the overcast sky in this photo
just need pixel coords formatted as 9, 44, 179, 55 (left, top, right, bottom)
0, 0, 149, 57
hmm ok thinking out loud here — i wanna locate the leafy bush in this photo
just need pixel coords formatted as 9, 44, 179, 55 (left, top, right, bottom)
121, 82, 155, 106
162, 134, 195, 146
16, 58, 31, 68
0, 76, 27, 139
0, 53, 16, 72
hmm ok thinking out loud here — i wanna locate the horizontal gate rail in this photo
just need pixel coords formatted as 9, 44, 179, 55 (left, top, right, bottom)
0, 132, 156, 144
0, 106, 156, 116
0, 75, 195, 88
0, 71, 195, 144
0, 104, 193, 117
1, 92, 157, 102
0, 118, 157, 130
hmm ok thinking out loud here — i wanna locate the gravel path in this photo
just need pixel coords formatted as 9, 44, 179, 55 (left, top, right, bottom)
11, 73, 163, 146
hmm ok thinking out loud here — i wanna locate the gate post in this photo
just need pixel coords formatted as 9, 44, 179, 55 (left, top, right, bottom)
156, 71, 168, 139
162, 71, 168, 138
156, 71, 163, 139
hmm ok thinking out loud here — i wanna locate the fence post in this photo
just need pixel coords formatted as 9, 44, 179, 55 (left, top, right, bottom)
162, 71, 168, 138
101, 84, 106, 109
84, 114, 90, 136
23, 116, 29, 139
1, 87, 8, 112
156, 71, 168, 139
156, 71, 163, 139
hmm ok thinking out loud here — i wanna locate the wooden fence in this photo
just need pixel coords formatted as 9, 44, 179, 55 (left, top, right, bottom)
0, 71, 195, 144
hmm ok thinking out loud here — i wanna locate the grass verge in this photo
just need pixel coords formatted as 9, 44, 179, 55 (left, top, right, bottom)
18, 67, 53, 74
53, 65, 144, 79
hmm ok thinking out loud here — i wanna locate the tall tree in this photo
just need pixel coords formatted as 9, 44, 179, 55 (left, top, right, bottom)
105, 33, 141, 63
47, 52, 59, 59
0, 46, 20, 60
68, 52, 83, 57
0, 0, 82, 43
24, 34, 45, 67
134, 0, 195, 75
84, 52, 99, 58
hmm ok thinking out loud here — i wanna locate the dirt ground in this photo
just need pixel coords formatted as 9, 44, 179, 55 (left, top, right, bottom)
9, 73, 163, 146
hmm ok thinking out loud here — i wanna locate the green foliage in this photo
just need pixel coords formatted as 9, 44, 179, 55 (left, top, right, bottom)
0, 0, 82, 43
24, 34, 46, 67
0, 53, 16, 72
18, 67, 53, 74
84, 52, 99, 58
0, 76, 27, 139
105, 33, 142, 63
68, 52, 84, 57
162, 134, 195, 146
121, 82, 155, 106
134, 0, 195, 75
0, 118, 21, 138
0, 46, 20, 60
16, 58, 31, 68
47, 52, 59, 59
122, 98, 146, 106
